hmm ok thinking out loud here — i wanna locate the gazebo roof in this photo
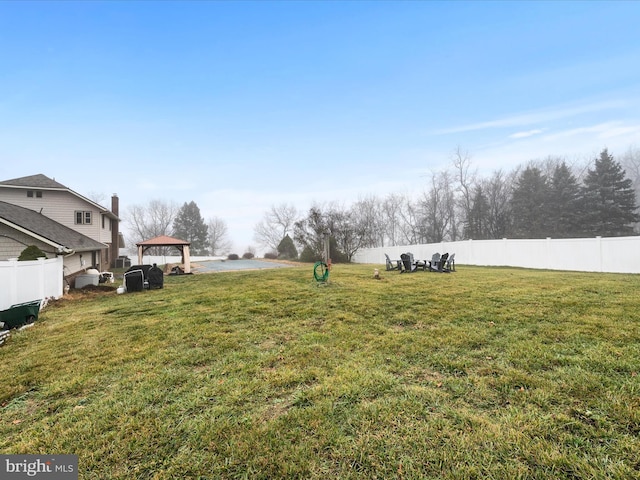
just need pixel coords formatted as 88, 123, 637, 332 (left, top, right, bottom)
136, 235, 190, 247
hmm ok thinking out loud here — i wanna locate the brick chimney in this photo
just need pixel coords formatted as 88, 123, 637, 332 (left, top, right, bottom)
111, 194, 120, 268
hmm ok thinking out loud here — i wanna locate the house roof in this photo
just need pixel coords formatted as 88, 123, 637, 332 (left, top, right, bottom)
136, 235, 190, 246
0, 174, 119, 220
0, 174, 68, 189
0, 201, 107, 253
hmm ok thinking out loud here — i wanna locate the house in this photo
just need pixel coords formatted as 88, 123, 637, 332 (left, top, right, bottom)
0, 174, 122, 277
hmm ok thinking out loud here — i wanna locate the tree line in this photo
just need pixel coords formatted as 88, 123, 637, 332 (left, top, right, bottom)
254, 147, 640, 262
126, 200, 231, 256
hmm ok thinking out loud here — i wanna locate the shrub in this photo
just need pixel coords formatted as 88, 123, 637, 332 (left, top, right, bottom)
18, 245, 47, 261
242, 252, 255, 259
227, 253, 239, 260
264, 252, 278, 259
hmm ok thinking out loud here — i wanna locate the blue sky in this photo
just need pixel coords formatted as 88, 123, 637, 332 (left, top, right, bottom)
1, 1, 639, 253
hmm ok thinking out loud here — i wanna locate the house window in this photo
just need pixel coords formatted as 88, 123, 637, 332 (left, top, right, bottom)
75, 211, 92, 224
36, 191, 42, 198
27, 191, 33, 197
26, 190, 43, 198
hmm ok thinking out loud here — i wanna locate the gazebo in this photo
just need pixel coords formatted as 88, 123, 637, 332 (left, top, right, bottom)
135, 235, 191, 274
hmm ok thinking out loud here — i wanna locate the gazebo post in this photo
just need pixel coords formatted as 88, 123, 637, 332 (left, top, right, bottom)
183, 246, 191, 274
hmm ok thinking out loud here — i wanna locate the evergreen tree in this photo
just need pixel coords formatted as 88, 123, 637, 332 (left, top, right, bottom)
277, 234, 298, 260
172, 201, 209, 255
510, 167, 549, 238
485, 170, 512, 239
581, 149, 639, 236
547, 162, 582, 237
465, 185, 490, 239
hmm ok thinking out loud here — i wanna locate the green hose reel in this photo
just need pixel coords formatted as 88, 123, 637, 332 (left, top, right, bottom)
313, 261, 330, 283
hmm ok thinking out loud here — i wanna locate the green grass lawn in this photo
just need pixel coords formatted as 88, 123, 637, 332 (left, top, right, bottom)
1, 264, 639, 479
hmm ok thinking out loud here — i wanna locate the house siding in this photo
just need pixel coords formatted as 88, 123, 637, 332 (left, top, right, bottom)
0, 179, 115, 272
0, 187, 113, 253
0, 223, 54, 259
64, 251, 101, 277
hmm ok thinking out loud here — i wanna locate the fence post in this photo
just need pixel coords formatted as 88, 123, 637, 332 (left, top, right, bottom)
10, 259, 18, 306
38, 257, 46, 300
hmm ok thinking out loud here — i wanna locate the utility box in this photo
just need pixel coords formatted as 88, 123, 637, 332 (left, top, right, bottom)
75, 274, 99, 288
115, 256, 132, 268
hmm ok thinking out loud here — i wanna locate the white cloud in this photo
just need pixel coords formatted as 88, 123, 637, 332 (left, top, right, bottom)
509, 129, 544, 139
466, 120, 640, 175
541, 122, 640, 142
431, 99, 626, 135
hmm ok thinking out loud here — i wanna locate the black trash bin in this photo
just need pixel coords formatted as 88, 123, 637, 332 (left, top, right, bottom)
148, 264, 164, 289
124, 269, 144, 292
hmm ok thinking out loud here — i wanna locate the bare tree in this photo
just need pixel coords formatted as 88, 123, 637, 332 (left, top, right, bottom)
351, 195, 384, 248
85, 191, 107, 206
294, 202, 367, 262
484, 170, 513, 239
126, 199, 180, 255
452, 146, 477, 240
621, 146, 640, 185
621, 145, 640, 233
419, 170, 455, 243
380, 193, 405, 246
326, 203, 366, 262
397, 197, 422, 245
207, 217, 232, 256
253, 203, 299, 253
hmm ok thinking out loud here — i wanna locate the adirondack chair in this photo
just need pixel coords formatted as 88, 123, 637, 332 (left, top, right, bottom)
446, 253, 456, 272
439, 253, 450, 273
400, 253, 427, 273
428, 253, 441, 272
385, 253, 401, 271
429, 252, 451, 273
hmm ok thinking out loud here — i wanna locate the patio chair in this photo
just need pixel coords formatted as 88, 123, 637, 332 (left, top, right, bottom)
400, 253, 414, 272
439, 253, 452, 273
385, 253, 401, 271
429, 252, 451, 273
446, 253, 456, 272
400, 253, 427, 273
428, 253, 441, 272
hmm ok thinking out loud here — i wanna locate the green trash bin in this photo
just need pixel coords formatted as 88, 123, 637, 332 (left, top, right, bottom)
0, 300, 42, 329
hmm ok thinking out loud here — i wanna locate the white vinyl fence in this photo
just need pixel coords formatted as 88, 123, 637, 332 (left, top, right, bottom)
352, 236, 640, 274
0, 257, 64, 311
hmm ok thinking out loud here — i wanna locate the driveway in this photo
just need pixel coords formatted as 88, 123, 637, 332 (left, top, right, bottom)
192, 259, 295, 273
